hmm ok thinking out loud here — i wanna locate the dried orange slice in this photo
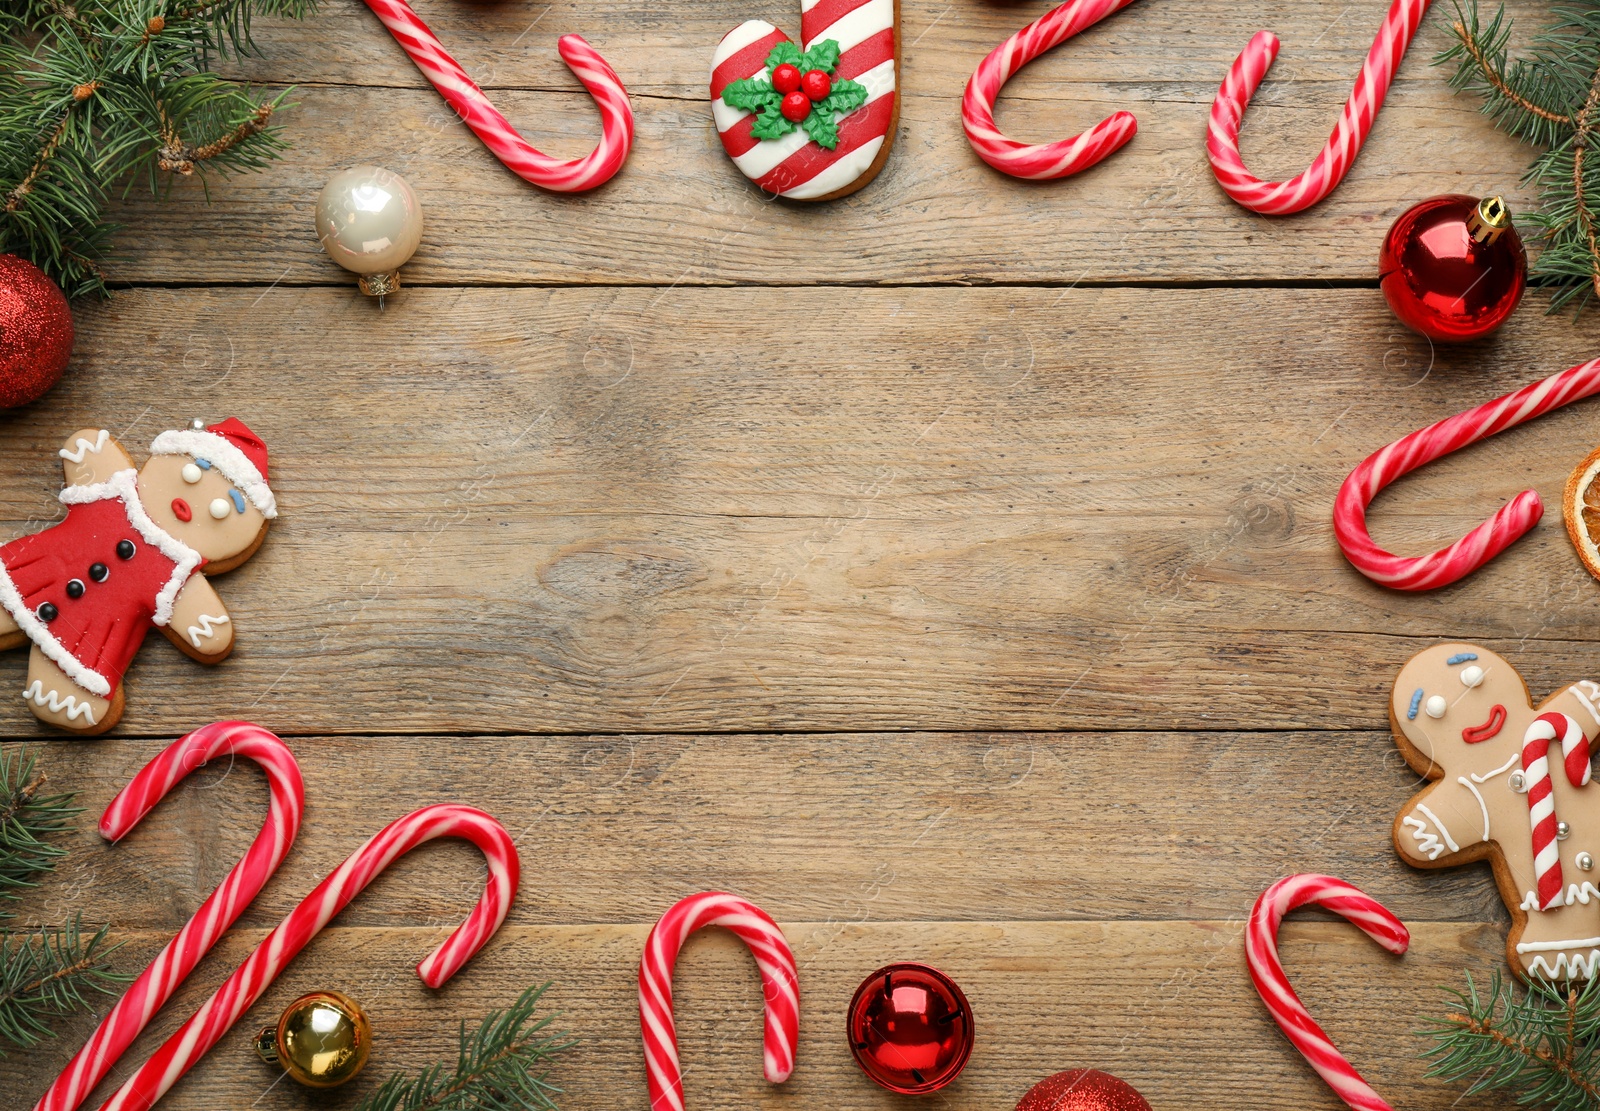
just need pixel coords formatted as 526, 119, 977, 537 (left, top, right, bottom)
1564, 445, 1600, 581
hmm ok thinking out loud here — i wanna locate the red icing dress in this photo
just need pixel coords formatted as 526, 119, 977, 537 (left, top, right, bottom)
0, 471, 201, 696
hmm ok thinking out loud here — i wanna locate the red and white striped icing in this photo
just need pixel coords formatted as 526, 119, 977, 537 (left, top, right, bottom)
1523, 712, 1594, 912
711, 0, 897, 199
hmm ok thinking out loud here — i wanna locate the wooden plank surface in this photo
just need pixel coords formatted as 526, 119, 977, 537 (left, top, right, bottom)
4, 0, 1589, 1107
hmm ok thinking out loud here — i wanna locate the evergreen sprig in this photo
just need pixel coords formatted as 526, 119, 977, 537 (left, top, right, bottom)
1422, 970, 1600, 1110
0, 746, 79, 918
352, 983, 575, 1111
0, 0, 316, 297
0, 915, 125, 1053
1438, 1, 1600, 315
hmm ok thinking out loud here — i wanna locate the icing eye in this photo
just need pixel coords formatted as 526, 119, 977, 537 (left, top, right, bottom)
1425, 695, 1448, 719
1407, 689, 1424, 720
208, 498, 230, 519
228, 488, 247, 514
1461, 665, 1485, 687
195, 457, 212, 469
181, 463, 202, 484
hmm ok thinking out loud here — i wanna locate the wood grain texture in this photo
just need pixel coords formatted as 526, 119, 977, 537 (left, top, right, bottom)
96, 0, 1543, 286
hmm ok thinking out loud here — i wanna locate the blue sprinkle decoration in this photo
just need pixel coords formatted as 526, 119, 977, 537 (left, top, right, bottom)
195, 457, 212, 470
228, 488, 247, 514
1446, 653, 1478, 666
1408, 689, 1424, 720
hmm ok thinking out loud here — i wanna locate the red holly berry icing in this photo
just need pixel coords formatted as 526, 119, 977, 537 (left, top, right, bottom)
780, 91, 812, 122
772, 63, 802, 95
801, 69, 832, 102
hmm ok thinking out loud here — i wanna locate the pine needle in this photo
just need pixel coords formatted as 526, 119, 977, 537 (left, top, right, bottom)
0, 917, 127, 1055
353, 984, 576, 1111
0, 746, 81, 919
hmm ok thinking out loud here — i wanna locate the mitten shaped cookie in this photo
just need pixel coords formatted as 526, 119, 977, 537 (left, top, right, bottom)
0, 419, 277, 734
1392, 643, 1600, 978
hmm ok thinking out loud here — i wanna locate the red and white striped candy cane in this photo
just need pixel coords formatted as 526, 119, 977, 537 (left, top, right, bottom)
639, 892, 799, 1111
35, 722, 303, 1111
1207, 0, 1431, 214
361, 0, 633, 192
1334, 357, 1600, 591
962, 0, 1141, 180
1247, 874, 1408, 1111
97, 804, 518, 1111
1523, 712, 1594, 912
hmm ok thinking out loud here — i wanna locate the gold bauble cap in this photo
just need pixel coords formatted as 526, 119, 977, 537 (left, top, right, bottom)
255, 990, 371, 1089
1467, 195, 1513, 245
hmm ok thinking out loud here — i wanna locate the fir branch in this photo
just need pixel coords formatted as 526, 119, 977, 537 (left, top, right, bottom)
0, 747, 81, 917
0, 916, 127, 1054
352, 984, 575, 1111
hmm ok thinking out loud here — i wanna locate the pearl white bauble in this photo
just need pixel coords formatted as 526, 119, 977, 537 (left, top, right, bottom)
313, 166, 423, 296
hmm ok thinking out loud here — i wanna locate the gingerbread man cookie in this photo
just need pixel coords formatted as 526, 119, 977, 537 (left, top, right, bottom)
1392, 643, 1600, 978
0, 419, 277, 734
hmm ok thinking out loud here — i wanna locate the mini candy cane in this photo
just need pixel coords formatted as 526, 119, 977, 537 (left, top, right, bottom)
1523, 712, 1593, 912
1334, 357, 1600, 591
1247, 874, 1408, 1111
36, 722, 303, 1111
962, 0, 1141, 180
361, 0, 633, 192
98, 804, 518, 1111
1208, 0, 1431, 214
639, 892, 800, 1111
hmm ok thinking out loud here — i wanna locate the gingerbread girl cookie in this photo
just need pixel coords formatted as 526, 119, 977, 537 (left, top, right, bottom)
0, 419, 277, 734
1391, 643, 1600, 978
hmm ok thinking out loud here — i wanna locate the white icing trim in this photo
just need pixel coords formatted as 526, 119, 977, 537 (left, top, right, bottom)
1519, 934, 1600, 953
1416, 803, 1460, 853
0, 563, 110, 696
804, 0, 894, 53
59, 470, 202, 626
148, 429, 276, 518
1458, 777, 1491, 842
1473, 754, 1520, 783
58, 430, 109, 464
712, 19, 777, 69
23, 680, 95, 724
1403, 815, 1447, 861
186, 613, 229, 648
1530, 951, 1600, 978
1572, 681, 1600, 729
1522, 890, 1541, 911
1565, 882, 1600, 906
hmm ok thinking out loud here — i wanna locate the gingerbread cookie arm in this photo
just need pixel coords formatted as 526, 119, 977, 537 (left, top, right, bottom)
160, 575, 234, 664
58, 429, 134, 487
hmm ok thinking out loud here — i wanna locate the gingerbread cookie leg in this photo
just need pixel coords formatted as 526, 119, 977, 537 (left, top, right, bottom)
0, 607, 24, 652
24, 644, 120, 734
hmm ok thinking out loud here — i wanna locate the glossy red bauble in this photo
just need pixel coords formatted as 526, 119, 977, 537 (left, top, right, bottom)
801, 68, 832, 102
846, 962, 973, 1095
780, 91, 812, 122
1379, 194, 1526, 343
0, 255, 73, 408
771, 63, 802, 95
1015, 1070, 1153, 1111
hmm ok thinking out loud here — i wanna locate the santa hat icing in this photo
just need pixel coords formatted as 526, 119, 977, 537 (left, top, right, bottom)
149, 418, 277, 518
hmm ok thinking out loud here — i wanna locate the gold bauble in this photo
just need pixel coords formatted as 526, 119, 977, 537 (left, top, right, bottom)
255, 991, 371, 1088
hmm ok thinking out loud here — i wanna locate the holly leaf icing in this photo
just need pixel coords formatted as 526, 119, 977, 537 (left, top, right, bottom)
723, 77, 780, 114
801, 109, 837, 148
765, 41, 804, 71
751, 107, 799, 141
801, 39, 841, 75
800, 78, 870, 148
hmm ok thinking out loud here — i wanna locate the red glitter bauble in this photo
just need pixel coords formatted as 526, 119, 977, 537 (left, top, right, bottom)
846, 962, 973, 1095
1379, 194, 1526, 343
0, 255, 73, 408
1014, 1069, 1152, 1111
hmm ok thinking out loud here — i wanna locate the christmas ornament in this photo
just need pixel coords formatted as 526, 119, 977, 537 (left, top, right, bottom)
1247, 875, 1408, 1111
0, 255, 73, 409
1334, 357, 1600, 590
99, 805, 517, 1111
356, 2, 631, 191
846, 962, 973, 1095
254, 991, 370, 1088
1209, 0, 1430, 214
1564, 444, 1600, 582
710, 0, 899, 201
639, 892, 799, 1111
1380, 194, 1526, 341
1015, 1070, 1152, 1111
0, 420, 278, 734
37, 724, 303, 1111
963, 0, 1141, 180
314, 166, 424, 298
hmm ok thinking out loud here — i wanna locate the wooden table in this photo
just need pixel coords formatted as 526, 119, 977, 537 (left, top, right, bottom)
0, 1, 1581, 1107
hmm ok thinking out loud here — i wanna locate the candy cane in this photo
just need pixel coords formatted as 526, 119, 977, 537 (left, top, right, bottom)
1334, 357, 1600, 591
361, 0, 633, 192
1523, 712, 1594, 912
1247, 874, 1408, 1111
35, 722, 303, 1111
639, 892, 800, 1111
1207, 0, 1431, 214
962, 0, 1141, 180
97, 804, 518, 1111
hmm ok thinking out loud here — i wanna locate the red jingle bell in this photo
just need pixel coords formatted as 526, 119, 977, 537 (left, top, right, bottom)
1379, 194, 1526, 343
1015, 1069, 1153, 1111
846, 962, 973, 1095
